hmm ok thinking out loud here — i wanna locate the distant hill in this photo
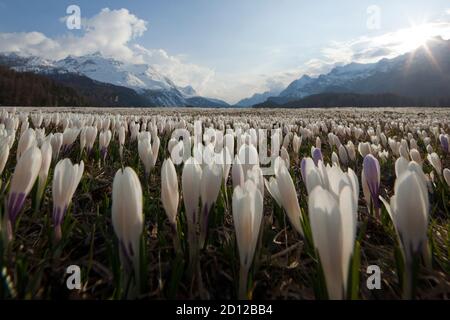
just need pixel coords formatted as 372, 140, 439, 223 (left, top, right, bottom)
0, 65, 86, 106
0, 52, 230, 107
186, 96, 230, 108
235, 88, 282, 107
0, 65, 156, 107
253, 92, 450, 108
47, 73, 152, 107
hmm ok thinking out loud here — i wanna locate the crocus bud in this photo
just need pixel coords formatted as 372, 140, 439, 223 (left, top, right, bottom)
264, 177, 282, 207
199, 163, 222, 247
292, 134, 302, 154
331, 152, 339, 167
444, 168, 450, 187
439, 134, 449, 153
303, 157, 328, 194
427, 152, 442, 175
52, 158, 84, 241
119, 126, 126, 161
276, 163, 303, 235
182, 157, 202, 224
358, 142, 371, 158
62, 128, 80, 150
399, 143, 409, 160
221, 147, 232, 186
138, 134, 160, 178
395, 156, 409, 178
233, 180, 263, 299
280, 146, 290, 169
0, 138, 10, 176
86, 126, 98, 154
247, 166, 264, 197
409, 148, 422, 165
338, 144, 348, 166
51, 133, 63, 161
36, 140, 53, 207
112, 167, 143, 280
5, 146, 42, 241
346, 141, 356, 161
232, 155, 244, 189
238, 143, 258, 180
379, 165, 429, 298
309, 183, 356, 300
362, 154, 380, 212
224, 133, 235, 156
161, 158, 179, 226
80, 127, 87, 154
17, 128, 36, 160
311, 147, 323, 166
99, 130, 112, 161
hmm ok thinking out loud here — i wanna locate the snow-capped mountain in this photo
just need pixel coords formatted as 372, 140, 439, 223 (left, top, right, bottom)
177, 85, 197, 98
55, 52, 175, 92
0, 53, 57, 74
278, 62, 383, 99
264, 36, 450, 105
0, 52, 229, 107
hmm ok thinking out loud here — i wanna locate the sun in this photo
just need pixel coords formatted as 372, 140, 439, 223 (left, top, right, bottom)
397, 23, 435, 53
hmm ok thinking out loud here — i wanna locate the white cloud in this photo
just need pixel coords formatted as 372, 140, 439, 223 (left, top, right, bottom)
1, 8, 450, 103
0, 8, 147, 62
0, 31, 60, 57
132, 44, 215, 93
0, 8, 215, 99
208, 19, 450, 103
288, 19, 450, 83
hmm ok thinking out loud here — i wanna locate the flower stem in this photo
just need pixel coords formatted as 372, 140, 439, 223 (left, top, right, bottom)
238, 266, 249, 300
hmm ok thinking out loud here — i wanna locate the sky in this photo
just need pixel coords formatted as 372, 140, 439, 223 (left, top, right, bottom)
0, 0, 450, 103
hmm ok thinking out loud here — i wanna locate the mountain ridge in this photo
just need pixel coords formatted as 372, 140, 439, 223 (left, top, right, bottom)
241, 37, 450, 107
0, 52, 229, 107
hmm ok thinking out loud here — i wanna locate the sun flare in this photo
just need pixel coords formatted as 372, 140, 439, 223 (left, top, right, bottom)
396, 23, 437, 53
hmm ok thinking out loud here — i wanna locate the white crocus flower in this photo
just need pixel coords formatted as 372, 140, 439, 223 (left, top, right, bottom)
427, 152, 442, 176
233, 180, 263, 299
112, 167, 143, 284
379, 163, 429, 298
52, 158, 84, 241
5, 146, 42, 242
308, 183, 356, 300
161, 158, 179, 227
36, 140, 53, 207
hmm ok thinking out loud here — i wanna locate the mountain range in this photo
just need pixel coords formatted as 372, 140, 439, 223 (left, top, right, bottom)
252, 36, 450, 107
0, 52, 229, 107
235, 87, 282, 107
1, 36, 450, 107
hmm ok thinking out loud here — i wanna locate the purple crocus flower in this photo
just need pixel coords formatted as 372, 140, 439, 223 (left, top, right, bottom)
52, 158, 84, 242
7, 192, 27, 227
363, 154, 381, 209
312, 147, 323, 166
300, 157, 307, 182
5, 146, 43, 242
439, 134, 449, 154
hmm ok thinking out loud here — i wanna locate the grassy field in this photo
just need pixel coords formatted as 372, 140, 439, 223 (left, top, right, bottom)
0, 107, 449, 300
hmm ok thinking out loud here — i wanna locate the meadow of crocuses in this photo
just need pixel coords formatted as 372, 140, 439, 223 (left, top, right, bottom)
0, 106, 449, 300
